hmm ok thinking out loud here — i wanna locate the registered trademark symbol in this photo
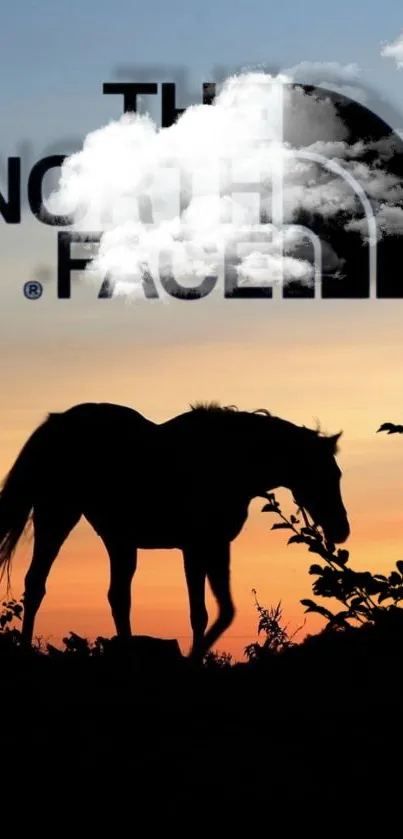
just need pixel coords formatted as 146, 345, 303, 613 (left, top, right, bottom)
23, 281, 43, 300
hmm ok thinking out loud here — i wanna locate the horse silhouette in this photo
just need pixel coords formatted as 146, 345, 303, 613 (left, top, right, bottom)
0, 402, 350, 660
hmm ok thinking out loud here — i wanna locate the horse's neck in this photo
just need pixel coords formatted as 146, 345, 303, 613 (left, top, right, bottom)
161, 411, 295, 473
249, 418, 295, 494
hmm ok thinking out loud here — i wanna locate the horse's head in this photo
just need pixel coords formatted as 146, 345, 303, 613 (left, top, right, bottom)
288, 430, 350, 545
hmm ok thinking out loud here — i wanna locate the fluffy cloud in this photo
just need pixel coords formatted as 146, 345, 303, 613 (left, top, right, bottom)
381, 31, 403, 68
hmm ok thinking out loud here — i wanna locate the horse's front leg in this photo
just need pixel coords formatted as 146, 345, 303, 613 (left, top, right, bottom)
183, 548, 208, 662
101, 534, 138, 638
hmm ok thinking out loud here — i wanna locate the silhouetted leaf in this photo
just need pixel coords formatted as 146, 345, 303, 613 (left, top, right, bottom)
300, 599, 335, 620
271, 523, 293, 530
261, 503, 278, 513
301, 526, 318, 537
288, 535, 307, 545
307, 543, 333, 560
357, 575, 387, 596
350, 597, 365, 610
388, 571, 401, 587
396, 561, 403, 576
329, 611, 350, 625
300, 599, 317, 610
309, 564, 325, 576
336, 549, 349, 566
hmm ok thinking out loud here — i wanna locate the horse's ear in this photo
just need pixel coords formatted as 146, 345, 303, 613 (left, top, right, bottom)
328, 431, 343, 453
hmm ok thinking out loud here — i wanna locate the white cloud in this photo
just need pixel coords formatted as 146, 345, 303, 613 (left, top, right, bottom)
286, 61, 361, 79
48, 72, 403, 300
282, 62, 369, 105
381, 31, 403, 68
347, 204, 403, 237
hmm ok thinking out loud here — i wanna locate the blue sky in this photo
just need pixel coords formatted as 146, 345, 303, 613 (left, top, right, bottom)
1, 0, 403, 147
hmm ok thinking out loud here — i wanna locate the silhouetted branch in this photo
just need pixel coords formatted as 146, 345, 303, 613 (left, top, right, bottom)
377, 423, 403, 434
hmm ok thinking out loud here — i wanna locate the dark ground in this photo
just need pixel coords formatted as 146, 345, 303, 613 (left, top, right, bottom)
1, 625, 402, 819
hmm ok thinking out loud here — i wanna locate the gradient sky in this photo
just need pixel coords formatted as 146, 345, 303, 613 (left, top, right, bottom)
1, 1, 403, 660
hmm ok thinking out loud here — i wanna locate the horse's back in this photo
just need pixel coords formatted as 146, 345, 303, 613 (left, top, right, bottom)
46, 401, 157, 483
43, 402, 250, 546
62, 402, 155, 430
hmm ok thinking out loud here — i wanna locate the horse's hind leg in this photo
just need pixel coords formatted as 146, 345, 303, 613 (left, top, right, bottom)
201, 542, 235, 657
22, 504, 81, 645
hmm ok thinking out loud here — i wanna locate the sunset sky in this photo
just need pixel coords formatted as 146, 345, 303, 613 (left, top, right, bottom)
1, 1, 403, 660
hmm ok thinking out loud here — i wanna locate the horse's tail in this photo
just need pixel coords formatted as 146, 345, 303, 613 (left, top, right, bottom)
0, 413, 60, 592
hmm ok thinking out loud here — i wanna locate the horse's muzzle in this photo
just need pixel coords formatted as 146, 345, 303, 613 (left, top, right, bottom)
325, 518, 350, 545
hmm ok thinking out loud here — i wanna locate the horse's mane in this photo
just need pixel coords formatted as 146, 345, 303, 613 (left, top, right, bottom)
190, 401, 272, 416
189, 401, 341, 452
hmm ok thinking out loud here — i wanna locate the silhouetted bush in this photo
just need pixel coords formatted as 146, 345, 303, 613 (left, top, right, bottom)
203, 650, 233, 669
260, 490, 403, 632
244, 593, 304, 662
